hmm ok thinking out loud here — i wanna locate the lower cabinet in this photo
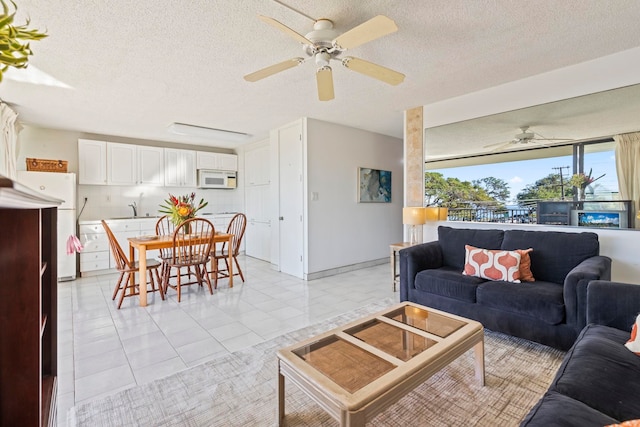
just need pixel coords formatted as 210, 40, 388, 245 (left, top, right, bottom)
246, 220, 271, 261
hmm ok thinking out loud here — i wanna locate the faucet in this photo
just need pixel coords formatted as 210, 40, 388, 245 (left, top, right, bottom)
128, 202, 137, 217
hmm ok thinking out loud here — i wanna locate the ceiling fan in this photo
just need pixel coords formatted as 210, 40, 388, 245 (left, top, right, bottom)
244, 14, 405, 101
483, 126, 573, 151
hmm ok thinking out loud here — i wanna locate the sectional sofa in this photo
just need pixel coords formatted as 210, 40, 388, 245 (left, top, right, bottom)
521, 280, 640, 426
399, 226, 612, 350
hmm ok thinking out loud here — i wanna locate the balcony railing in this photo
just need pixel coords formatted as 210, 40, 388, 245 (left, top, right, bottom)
446, 207, 536, 224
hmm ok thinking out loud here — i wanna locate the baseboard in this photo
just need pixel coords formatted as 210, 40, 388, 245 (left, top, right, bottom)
304, 258, 387, 281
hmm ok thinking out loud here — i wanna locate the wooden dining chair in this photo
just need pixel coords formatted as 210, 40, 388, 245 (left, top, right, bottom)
101, 220, 164, 309
162, 217, 216, 302
155, 215, 175, 278
211, 213, 247, 283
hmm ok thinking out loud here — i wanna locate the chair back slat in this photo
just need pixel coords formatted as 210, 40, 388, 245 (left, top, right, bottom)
225, 213, 247, 255
101, 220, 131, 270
171, 218, 215, 265
155, 215, 176, 259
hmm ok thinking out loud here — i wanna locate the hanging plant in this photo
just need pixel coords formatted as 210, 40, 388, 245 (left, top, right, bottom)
0, 0, 47, 82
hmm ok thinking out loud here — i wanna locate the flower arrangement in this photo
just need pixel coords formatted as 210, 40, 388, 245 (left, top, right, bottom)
569, 168, 605, 189
159, 193, 208, 226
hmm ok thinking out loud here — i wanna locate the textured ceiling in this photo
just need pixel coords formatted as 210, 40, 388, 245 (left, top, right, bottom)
3, 1, 640, 150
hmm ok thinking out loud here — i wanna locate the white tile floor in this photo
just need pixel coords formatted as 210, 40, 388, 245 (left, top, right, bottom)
57, 255, 398, 426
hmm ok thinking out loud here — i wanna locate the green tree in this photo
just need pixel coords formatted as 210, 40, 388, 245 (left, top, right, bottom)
425, 172, 494, 208
516, 173, 572, 206
472, 177, 510, 203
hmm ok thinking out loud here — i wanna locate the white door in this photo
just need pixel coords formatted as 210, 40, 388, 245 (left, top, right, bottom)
278, 125, 304, 278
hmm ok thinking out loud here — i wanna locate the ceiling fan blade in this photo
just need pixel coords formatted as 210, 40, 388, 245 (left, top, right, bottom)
244, 58, 304, 82
333, 15, 398, 50
341, 57, 405, 85
259, 15, 313, 45
316, 67, 334, 101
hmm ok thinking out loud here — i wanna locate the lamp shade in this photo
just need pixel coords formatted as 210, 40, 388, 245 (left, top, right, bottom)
425, 206, 448, 221
402, 207, 426, 225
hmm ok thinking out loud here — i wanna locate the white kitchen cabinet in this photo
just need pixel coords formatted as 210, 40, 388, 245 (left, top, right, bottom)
245, 143, 269, 185
196, 151, 238, 171
107, 142, 137, 185
246, 220, 270, 261
137, 145, 164, 186
79, 218, 162, 275
78, 139, 107, 185
79, 222, 110, 272
165, 148, 197, 187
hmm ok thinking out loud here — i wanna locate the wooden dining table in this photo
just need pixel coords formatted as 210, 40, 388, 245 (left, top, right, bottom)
128, 232, 234, 306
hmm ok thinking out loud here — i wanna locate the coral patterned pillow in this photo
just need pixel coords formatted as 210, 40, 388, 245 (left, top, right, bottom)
606, 420, 640, 427
463, 245, 522, 283
625, 314, 640, 355
515, 248, 535, 282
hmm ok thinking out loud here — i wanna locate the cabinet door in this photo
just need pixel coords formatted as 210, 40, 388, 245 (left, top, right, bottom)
107, 142, 137, 185
182, 150, 197, 187
78, 139, 107, 185
164, 148, 182, 186
196, 151, 218, 170
245, 220, 270, 261
217, 153, 238, 171
137, 146, 164, 186
165, 148, 196, 186
245, 143, 269, 185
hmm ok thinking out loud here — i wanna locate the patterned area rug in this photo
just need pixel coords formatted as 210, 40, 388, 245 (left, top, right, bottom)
69, 299, 565, 426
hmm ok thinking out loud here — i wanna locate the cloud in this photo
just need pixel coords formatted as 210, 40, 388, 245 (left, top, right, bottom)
510, 176, 523, 183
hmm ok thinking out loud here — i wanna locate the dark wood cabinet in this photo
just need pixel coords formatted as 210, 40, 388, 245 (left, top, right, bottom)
0, 177, 59, 427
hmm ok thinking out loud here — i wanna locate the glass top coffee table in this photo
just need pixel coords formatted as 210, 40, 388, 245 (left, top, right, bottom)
276, 302, 484, 426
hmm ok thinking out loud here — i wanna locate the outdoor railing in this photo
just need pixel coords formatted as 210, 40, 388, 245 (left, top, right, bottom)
446, 207, 536, 224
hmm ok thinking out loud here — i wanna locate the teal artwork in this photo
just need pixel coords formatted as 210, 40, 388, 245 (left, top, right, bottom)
358, 167, 391, 203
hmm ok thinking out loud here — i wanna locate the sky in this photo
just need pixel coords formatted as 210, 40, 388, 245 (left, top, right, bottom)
429, 150, 618, 205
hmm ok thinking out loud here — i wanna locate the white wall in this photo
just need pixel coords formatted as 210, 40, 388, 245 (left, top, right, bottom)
305, 118, 403, 274
423, 222, 640, 284
16, 125, 244, 220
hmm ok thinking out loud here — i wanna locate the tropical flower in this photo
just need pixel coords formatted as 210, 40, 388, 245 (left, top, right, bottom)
159, 193, 208, 226
569, 168, 605, 189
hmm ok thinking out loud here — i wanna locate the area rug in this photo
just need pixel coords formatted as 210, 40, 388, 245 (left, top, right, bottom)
69, 299, 565, 426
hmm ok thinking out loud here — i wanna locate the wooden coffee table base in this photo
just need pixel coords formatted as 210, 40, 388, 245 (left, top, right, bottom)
277, 303, 484, 427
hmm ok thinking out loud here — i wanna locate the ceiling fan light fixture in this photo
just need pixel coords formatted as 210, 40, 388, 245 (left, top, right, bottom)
168, 122, 252, 142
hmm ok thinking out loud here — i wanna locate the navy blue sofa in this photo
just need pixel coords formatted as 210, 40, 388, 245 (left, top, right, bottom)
521, 280, 640, 426
399, 226, 612, 350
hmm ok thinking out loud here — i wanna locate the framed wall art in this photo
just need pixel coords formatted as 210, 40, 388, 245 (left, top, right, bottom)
358, 167, 391, 203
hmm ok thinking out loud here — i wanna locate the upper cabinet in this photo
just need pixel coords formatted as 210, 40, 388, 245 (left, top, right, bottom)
107, 142, 136, 185
78, 140, 174, 186
245, 143, 270, 186
137, 146, 164, 186
196, 151, 238, 171
78, 139, 107, 185
164, 148, 197, 187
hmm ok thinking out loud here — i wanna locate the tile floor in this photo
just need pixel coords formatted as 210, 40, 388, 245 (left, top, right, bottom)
57, 255, 398, 426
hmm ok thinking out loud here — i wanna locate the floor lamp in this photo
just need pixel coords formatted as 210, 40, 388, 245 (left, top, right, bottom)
403, 207, 426, 245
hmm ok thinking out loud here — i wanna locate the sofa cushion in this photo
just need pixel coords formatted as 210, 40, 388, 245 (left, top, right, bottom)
414, 266, 485, 303
438, 226, 504, 270
476, 280, 565, 324
520, 391, 618, 427
501, 230, 599, 284
551, 324, 640, 421
463, 245, 522, 282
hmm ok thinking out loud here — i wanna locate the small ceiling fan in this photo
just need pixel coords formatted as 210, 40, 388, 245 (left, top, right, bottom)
483, 126, 573, 151
244, 14, 405, 101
